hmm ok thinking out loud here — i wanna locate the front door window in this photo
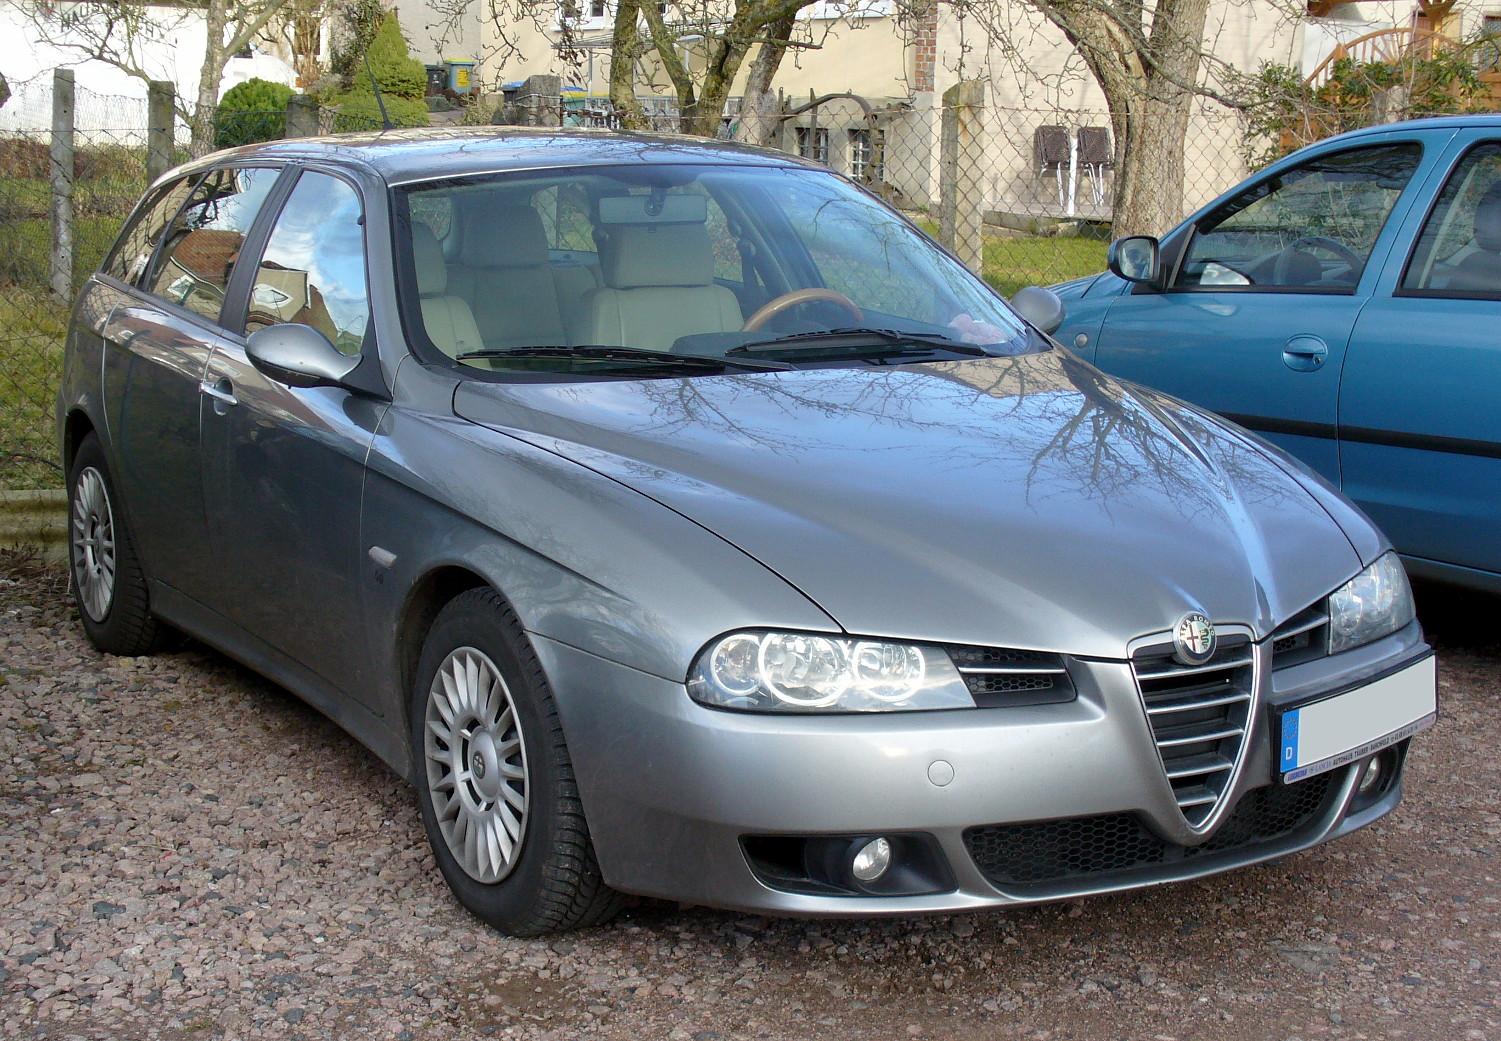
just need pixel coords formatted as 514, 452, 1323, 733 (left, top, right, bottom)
1175, 144, 1422, 291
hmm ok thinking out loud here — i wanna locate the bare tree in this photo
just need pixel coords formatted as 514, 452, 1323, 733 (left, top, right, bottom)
610, 1, 867, 137
24, 0, 307, 156
944, 0, 1251, 237
738, 10, 796, 144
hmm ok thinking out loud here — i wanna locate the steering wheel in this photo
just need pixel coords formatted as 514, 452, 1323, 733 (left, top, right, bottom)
742, 288, 863, 333
1273, 235, 1362, 284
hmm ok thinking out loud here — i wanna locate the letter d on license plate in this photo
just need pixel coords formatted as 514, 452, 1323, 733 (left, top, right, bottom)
1278, 655, 1436, 783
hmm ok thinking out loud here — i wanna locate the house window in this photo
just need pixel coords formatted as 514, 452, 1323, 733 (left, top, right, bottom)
796, 126, 829, 164
1482, 14, 1501, 73
848, 128, 884, 182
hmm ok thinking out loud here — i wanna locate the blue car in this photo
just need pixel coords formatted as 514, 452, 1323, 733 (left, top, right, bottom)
1053, 116, 1501, 593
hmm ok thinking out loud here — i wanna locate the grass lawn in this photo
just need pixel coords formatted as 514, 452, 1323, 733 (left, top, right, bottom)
914, 218, 1108, 297
0, 290, 69, 490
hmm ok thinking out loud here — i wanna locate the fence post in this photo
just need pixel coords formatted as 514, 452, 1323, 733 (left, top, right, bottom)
939, 78, 986, 274
49, 69, 75, 301
285, 94, 319, 138
146, 80, 174, 183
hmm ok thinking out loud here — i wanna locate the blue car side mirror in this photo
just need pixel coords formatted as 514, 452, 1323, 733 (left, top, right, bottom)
1108, 236, 1163, 289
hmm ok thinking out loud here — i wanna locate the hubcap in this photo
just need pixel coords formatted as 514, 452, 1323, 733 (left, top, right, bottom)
71, 467, 117, 623
423, 647, 529, 883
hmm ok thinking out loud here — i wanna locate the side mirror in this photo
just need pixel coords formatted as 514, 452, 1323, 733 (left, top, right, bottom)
1107, 235, 1162, 287
1010, 285, 1065, 336
245, 323, 361, 390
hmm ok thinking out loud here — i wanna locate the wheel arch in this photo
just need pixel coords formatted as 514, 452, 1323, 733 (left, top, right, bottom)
62, 407, 98, 475
395, 563, 494, 768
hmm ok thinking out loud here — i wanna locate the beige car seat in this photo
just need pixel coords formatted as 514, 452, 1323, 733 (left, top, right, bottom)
447, 204, 567, 348
412, 224, 482, 357
579, 222, 742, 351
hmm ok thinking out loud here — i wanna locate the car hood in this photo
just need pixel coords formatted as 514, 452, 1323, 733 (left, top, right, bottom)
453, 351, 1365, 658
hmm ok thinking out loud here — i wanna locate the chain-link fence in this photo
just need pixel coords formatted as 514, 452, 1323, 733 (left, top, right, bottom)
0, 75, 1257, 492
0, 76, 159, 490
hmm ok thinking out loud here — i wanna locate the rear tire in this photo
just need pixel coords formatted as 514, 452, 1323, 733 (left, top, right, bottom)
67, 433, 161, 656
411, 587, 622, 935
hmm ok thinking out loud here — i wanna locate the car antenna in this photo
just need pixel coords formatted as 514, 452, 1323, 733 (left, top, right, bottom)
364, 52, 394, 131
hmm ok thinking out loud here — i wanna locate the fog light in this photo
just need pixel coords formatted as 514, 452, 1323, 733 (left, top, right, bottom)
851, 837, 892, 882
1358, 756, 1382, 793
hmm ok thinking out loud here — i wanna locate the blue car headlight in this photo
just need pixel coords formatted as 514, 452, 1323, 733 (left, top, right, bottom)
1327, 552, 1416, 655
688, 630, 976, 713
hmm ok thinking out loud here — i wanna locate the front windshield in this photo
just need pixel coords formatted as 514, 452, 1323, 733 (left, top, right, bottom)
392, 163, 1032, 375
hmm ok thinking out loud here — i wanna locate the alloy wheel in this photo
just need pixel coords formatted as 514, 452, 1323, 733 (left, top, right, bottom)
71, 466, 117, 623
424, 647, 530, 883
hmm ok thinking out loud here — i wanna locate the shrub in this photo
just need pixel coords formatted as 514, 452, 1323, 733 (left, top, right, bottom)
363, 12, 426, 101
214, 78, 295, 150
328, 0, 388, 92
330, 92, 429, 133
329, 12, 428, 132
1243, 40, 1492, 168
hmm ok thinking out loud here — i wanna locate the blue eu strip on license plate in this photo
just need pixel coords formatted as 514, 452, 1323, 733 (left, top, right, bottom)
1278, 655, 1437, 784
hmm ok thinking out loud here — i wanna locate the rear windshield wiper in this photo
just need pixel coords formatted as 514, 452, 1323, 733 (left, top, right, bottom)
727, 326, 994, 357
455, 345, 793, 372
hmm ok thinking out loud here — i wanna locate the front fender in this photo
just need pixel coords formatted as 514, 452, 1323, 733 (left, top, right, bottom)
357, 392, 836, 726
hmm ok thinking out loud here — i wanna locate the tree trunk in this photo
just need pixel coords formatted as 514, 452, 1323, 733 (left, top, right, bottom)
1110, 94, 1196, 238
1035, 0, 1211, 239
608, 0, 648, 129
190, 0, 230, 156
738, 12, 795, 145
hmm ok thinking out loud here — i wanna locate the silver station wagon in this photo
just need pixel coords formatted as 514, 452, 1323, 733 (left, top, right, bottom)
58, 129, 1437, 935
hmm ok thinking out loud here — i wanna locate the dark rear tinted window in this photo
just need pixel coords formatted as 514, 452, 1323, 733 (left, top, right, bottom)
102, 175, 199, 284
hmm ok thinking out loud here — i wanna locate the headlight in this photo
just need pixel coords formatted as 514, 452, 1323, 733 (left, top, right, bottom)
1327, 552, 1415, 655
688, 630, 975, 713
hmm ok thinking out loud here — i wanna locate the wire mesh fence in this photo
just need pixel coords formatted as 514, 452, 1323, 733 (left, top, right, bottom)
0, 78, 160, 490
0, 77, 1257, 491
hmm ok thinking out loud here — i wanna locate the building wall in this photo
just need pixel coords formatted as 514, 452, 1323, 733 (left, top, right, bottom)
472, 4, 909, 100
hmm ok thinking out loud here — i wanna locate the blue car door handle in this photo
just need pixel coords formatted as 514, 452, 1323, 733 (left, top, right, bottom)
1282, 335, 1328, 372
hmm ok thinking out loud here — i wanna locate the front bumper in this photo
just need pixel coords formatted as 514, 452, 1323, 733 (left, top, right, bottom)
534, 625, 1427, 915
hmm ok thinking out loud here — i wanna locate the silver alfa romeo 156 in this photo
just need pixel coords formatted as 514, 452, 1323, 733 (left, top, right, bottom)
58, 128, 1436, 935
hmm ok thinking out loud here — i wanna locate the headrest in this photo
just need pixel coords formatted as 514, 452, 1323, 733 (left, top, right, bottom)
1474, 182, 1501, 253
600, 223, 716, 289
463, 204, 551, 268
411, 223, 446, 296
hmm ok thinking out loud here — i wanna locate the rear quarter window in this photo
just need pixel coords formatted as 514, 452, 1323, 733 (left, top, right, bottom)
101, 175, 200, 284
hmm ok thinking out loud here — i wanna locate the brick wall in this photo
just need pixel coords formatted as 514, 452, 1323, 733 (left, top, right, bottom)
912, 2, 940, 93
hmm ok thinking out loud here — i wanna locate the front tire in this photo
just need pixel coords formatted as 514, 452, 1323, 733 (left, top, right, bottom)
411, 587, 621, 935
67, 433, 161, 655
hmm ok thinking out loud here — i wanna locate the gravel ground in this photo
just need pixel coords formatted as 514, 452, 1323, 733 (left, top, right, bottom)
2, 550, 1498, 1041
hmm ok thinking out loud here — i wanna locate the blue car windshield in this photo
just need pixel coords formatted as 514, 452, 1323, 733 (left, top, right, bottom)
393, 163, 1034, 375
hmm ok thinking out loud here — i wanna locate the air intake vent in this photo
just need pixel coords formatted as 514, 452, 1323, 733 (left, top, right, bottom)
945, 646, 1075, 707
1131, 637, 1254, 827
964, 772, 1335, 888
1271, 603, 1330, 670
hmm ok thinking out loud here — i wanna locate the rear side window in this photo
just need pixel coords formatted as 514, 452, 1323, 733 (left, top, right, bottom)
144, 166, 280, 321
245, 171, 369, 355
102, 175, 199, 284
1401, 142, 1501, 298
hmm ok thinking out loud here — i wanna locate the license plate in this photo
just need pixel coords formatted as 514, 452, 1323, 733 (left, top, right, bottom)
1277, 655, 1436, 783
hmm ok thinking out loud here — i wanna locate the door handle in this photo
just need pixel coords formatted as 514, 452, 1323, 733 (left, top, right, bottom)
1281, 335, 1328, 372
199, 378, 238, 408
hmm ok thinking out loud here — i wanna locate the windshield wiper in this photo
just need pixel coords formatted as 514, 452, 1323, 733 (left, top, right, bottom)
727, 326, 993, 357
456, 345, 793, 372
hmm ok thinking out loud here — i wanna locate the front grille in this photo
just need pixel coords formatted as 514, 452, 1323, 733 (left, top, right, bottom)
945, 645, 1075, 707
1131, 638, 1254, 827
1271, 604, 1330, 669
964, 772, 1336, 887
